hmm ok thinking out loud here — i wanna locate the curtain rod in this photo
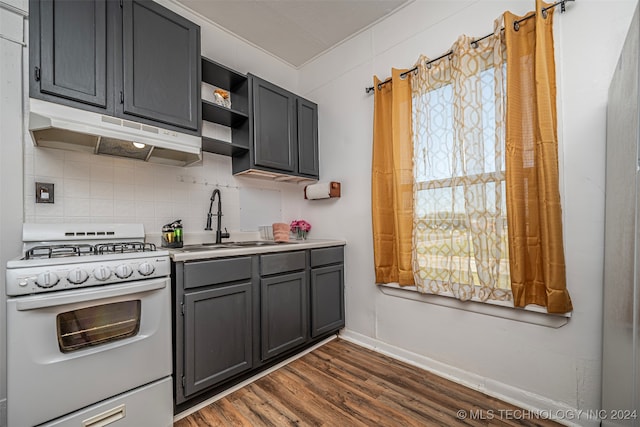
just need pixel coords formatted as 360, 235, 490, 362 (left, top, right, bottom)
365, 0, 574, 94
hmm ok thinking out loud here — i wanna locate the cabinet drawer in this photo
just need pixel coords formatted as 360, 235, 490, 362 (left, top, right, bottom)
184, 257, 252, 289
310, 246, 344, 268
260, 251, 306, 276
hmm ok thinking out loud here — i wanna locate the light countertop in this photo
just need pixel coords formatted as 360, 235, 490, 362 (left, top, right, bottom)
169, 239, 346, 262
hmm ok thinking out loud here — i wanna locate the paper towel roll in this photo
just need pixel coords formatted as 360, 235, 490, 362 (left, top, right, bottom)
305, 182, 332, 199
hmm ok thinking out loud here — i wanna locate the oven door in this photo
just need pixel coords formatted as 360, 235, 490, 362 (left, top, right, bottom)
7, 277, 171, 427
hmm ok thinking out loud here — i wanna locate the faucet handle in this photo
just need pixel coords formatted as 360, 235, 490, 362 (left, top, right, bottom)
221, 227, 230, 239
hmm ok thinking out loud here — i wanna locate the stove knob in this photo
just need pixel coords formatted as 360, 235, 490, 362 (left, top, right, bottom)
93, 266, 112, 281
138, 262, 155, 276
115, 264, 133, 279
36, 271, 60, 288
67, 268, 89, 285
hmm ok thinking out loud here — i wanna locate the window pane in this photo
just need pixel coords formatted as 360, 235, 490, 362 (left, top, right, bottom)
414, 84, 454, 183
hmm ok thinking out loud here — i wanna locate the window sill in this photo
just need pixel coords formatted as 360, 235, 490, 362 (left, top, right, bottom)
378, 283, 570, 328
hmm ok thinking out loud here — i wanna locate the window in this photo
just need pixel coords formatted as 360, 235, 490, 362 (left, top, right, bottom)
411, 36, 511, 303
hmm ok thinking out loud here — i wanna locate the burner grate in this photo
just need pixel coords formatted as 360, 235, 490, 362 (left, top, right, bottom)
26, 244, 95, 260
94, 242, 157, 255
24, 242, 157, 259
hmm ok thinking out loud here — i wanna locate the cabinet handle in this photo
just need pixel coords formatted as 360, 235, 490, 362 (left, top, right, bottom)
34, 66, 40, 82
120, 91, 124, 104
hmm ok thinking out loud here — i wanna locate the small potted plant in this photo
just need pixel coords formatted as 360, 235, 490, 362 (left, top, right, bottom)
290, 219, 311, 240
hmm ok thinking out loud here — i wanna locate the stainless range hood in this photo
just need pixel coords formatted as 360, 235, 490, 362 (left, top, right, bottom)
29, 99, 202, 166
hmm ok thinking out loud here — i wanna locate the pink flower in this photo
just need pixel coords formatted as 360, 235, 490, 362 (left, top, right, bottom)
290, 219, 311, 232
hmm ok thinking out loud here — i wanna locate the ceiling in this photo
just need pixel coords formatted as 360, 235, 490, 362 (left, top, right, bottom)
175, 0, 411, 68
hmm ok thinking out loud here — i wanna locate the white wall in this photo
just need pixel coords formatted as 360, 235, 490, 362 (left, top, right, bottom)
0, 1, 27, 424
297, 0, 637, 422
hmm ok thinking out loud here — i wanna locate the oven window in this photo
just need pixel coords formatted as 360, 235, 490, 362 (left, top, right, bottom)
57, 301, 141, 353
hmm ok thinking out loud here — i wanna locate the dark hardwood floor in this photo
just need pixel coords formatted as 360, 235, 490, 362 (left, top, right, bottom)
174, 338, 561, 427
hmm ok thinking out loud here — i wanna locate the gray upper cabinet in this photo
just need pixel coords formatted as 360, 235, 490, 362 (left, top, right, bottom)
233, 74, 319, 180
30, 0, 201, 134
252, 76, 297, 172
297, 97, 319, 178
30, 0, 109, 109
120, 0, 199, 131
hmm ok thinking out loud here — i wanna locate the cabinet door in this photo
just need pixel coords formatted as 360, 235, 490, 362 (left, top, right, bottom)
252, 76, 297, 172
261, 271, 307, 360
35, 0, 108, 108
183, 282, 252, 397
310, 264, 345, 337
297, 97, 319, 178
121, 0, 199, 131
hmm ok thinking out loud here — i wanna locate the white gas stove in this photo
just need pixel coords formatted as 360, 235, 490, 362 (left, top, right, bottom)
6, 223, 173, 427
6, 223, 170, 296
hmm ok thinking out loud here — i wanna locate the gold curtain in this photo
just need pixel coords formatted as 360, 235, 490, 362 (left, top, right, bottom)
504, 0, 573, 313
372, 69, 415, 285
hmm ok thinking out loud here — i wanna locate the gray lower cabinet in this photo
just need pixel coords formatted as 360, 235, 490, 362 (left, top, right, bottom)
174, 245, 344, 411
310, 265, 345, 337
259, 250, 308, 361
310, 247, 345, 337
261, 271, 308, 360
175, 256, 254, 405
183, 282, 252, 397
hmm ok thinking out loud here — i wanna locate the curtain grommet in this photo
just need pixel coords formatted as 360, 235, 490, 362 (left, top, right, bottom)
513, 21, 520, 31
542, 8, 548, 19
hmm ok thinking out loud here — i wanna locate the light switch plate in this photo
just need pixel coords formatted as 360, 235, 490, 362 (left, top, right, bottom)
35, 182, 54, 203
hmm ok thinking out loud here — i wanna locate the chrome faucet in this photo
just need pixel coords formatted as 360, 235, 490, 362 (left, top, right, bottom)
205, 188, 230, 244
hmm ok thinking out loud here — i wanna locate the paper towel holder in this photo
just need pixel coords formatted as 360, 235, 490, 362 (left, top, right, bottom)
304, 181, 341, 199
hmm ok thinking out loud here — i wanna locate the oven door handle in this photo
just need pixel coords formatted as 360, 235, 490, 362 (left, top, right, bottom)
15, 278, 168, 311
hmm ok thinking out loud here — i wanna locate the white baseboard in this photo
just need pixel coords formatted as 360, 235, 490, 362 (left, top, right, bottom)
339, 329, 599, 427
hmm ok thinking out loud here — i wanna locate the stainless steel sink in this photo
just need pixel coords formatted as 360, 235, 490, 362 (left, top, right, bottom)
179, 244, 237, 251
178, 241, 295, 252
227, 240, 291, 247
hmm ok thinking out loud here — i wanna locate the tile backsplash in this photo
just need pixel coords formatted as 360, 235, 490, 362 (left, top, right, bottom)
24, 142, 297, 237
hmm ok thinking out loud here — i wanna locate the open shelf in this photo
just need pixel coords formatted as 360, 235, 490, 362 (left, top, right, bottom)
202, 100, 248, 127
202, 57, 246, 91
202, 137, 249, 157
201, 58, 249, 157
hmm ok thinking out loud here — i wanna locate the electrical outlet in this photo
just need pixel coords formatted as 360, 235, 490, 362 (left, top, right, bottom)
35, 182, 54, 204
